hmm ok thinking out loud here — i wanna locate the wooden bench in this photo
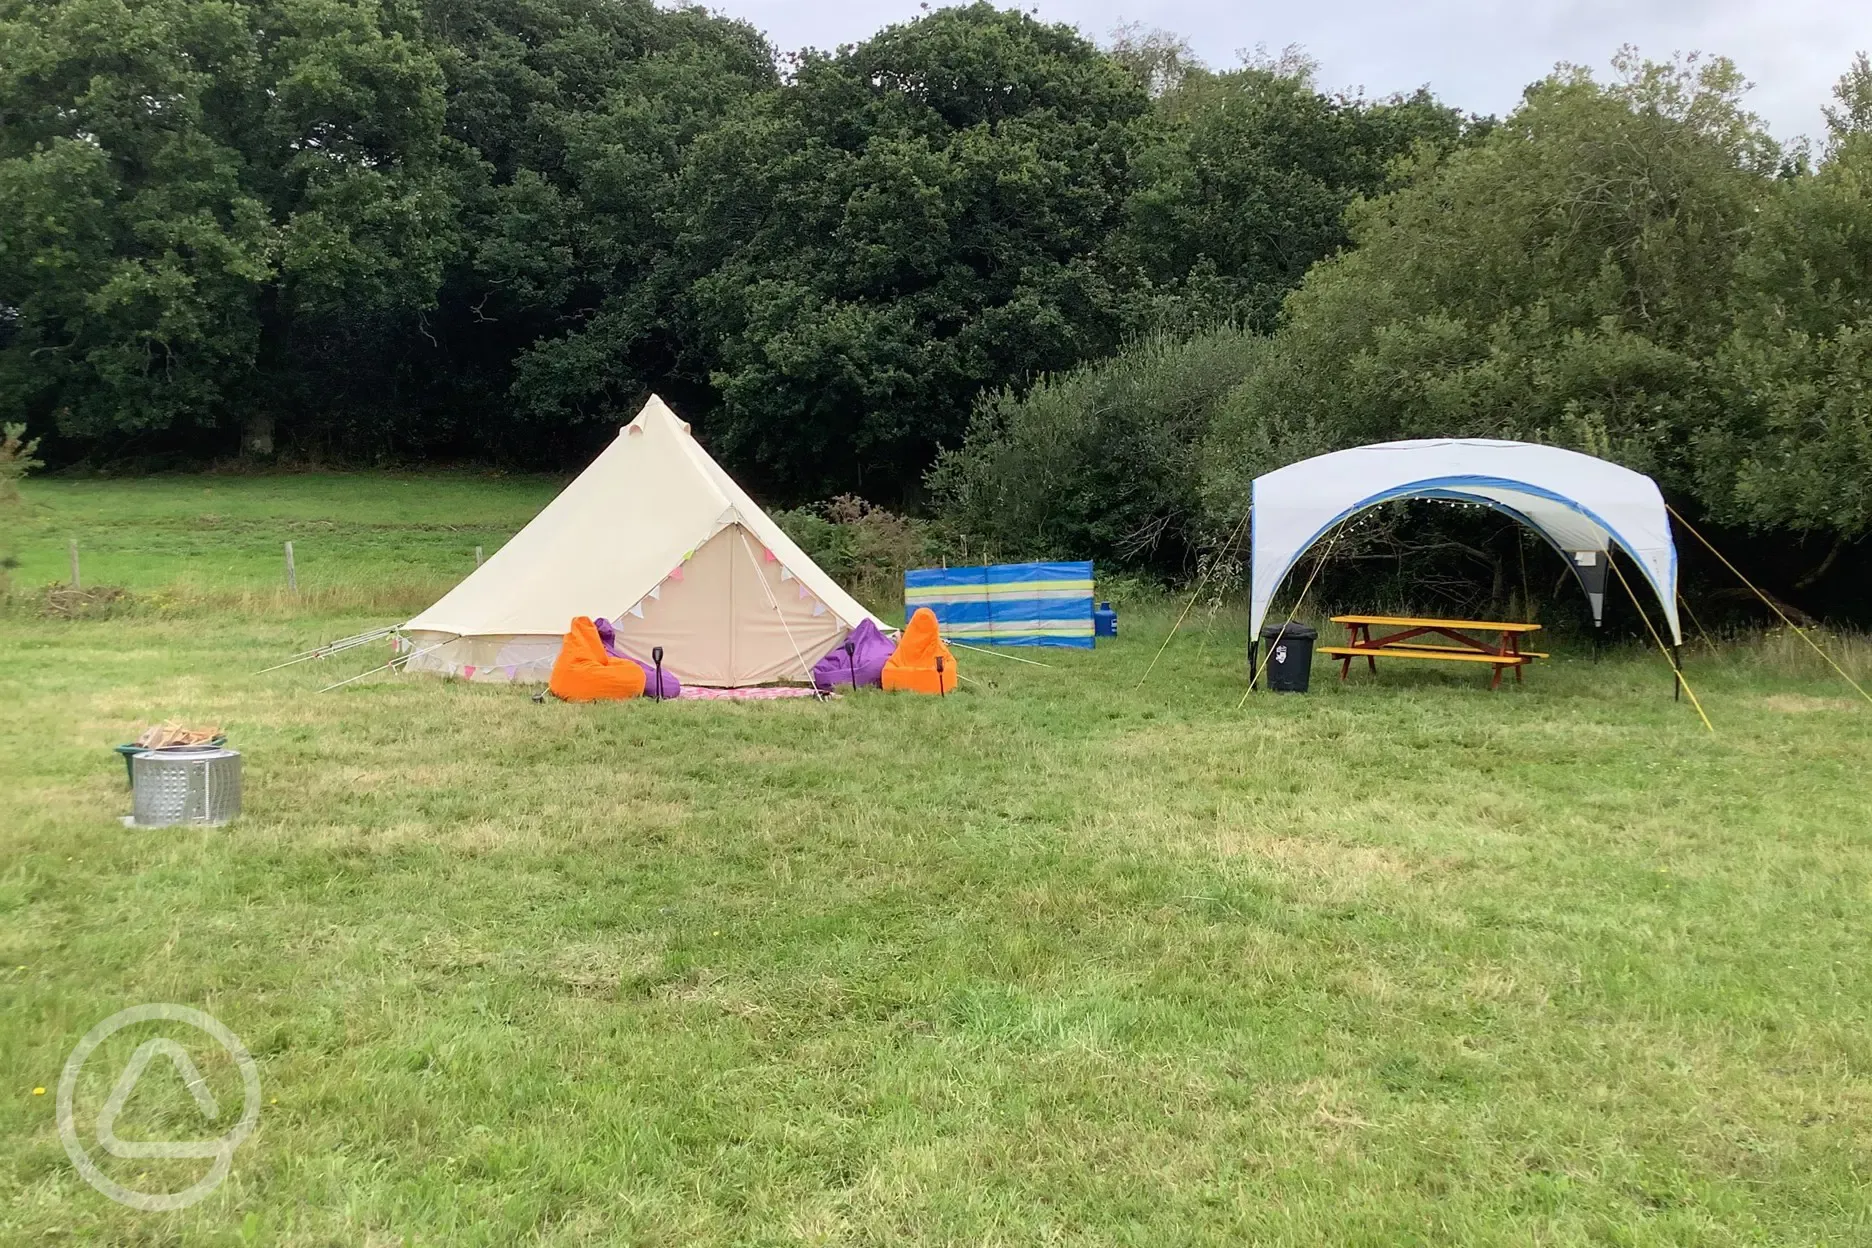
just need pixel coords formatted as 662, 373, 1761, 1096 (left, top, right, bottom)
1355, 641, 1550, 660
1327, 615, 1544, 689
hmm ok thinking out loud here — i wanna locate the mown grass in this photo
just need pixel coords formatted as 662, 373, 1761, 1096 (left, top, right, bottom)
5, 472, 562, 611
3, 474, 1871, 1245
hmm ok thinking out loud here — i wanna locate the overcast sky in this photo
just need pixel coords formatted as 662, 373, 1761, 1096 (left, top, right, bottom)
718, 1, 1871, 146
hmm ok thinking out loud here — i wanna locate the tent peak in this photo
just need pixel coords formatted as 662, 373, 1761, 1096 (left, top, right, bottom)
625, 393, 691, 437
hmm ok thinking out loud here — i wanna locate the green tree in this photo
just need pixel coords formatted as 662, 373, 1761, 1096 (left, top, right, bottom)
929, 325, 1265, 573
1700, 54, 1872, 568
558, 2, 1154, 500
1116, 61, 1475, 334
1203, 50, 1778, 525
0, 0, 278, 442
0, 0, 774, 460
0, 0, 465, 452
433, 0, 773, 451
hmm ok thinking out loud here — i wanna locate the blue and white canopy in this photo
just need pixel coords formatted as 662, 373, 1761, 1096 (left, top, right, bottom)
1249, 439, 1682, 644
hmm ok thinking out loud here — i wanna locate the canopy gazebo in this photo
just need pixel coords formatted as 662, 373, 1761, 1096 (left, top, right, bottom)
1248, 439, 1683, 673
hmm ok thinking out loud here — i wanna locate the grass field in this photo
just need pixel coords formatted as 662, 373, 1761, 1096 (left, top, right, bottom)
5, 472, 562, 610
4, 475, 1872, 1245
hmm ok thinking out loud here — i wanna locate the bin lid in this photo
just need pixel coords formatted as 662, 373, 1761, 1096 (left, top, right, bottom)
133, 747, 239, 762
1259, 621, 1317, 641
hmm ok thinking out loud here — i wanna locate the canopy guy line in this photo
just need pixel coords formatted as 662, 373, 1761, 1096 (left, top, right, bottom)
1238, 519, 1345, 710
1677, 592, 1730, 667
1667, 505, 1872, 708
1610, 556, 1714, 734
1137, 506, 1253, 691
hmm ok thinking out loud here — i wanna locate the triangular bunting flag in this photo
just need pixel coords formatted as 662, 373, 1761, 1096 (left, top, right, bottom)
669, 565, 684, 582
811, 601, 827, 617
797, 582, 810, 599
682, 548, 695, 562
763, 547, 776, 562
648, 584, 661, 600
628, 602, 645, 618
778, 566, 794, 582
504, 665, 517, 678
462, 664, 477, 679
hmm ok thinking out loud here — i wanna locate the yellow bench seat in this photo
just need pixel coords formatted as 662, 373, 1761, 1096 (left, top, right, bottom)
1366, 641, 1549, 660
1318, 645, 1531, 665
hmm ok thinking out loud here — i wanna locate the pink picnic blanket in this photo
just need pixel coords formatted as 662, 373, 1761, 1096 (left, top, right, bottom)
677, 685, 831, 701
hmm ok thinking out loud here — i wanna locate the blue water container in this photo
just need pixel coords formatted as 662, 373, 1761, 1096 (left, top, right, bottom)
1093, 600, 1118, 638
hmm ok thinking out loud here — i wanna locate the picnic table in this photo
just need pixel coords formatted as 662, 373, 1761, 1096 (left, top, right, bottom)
1321, 615, 1545, 690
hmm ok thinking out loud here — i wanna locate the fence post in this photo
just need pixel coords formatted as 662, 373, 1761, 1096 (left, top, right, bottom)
284, 541, 297, 593
474, 545, 484, 568
68, 539, 80, 589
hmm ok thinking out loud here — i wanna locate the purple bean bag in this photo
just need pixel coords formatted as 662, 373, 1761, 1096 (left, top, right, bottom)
594, 618, 682, 698
812, 619, 895, 692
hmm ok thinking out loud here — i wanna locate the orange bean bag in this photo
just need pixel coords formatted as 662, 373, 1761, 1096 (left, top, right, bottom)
548, 616, 647, 702
882, 607, 957, 694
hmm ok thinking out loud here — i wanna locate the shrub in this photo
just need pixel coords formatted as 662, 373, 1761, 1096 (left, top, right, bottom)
0, 423, 44, 598
926, 326, 1267, 576
770, 495, 943, 609
0, 424, 42, 504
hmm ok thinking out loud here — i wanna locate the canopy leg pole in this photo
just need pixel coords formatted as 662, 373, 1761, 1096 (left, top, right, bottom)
1247, 639, 1260, 691
1672, 644, 1683, 702
1609, 554, 1712, 733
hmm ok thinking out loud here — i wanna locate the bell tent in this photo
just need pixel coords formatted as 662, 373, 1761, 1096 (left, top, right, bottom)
400, 396, 887, 687
1249, 439, 1683, 645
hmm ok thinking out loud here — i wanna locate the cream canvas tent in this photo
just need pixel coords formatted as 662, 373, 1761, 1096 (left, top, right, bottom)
400, 395, 888, 687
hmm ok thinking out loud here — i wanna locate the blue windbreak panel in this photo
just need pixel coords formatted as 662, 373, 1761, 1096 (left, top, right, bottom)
903, 561, 1095, 648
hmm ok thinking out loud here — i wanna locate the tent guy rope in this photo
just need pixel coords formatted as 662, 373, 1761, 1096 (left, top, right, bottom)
255, 626, 399, 675
316, 639, 452, 694
946, 639, 1054, 667
735, 527, 817, 686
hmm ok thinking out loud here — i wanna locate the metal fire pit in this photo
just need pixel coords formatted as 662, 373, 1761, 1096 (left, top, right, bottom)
131, 747, 242, 827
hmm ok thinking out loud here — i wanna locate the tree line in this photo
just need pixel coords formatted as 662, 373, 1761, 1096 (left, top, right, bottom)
935, 50, 1872, 620
6, 2, 1869, 618
0, 0, 1469, 495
